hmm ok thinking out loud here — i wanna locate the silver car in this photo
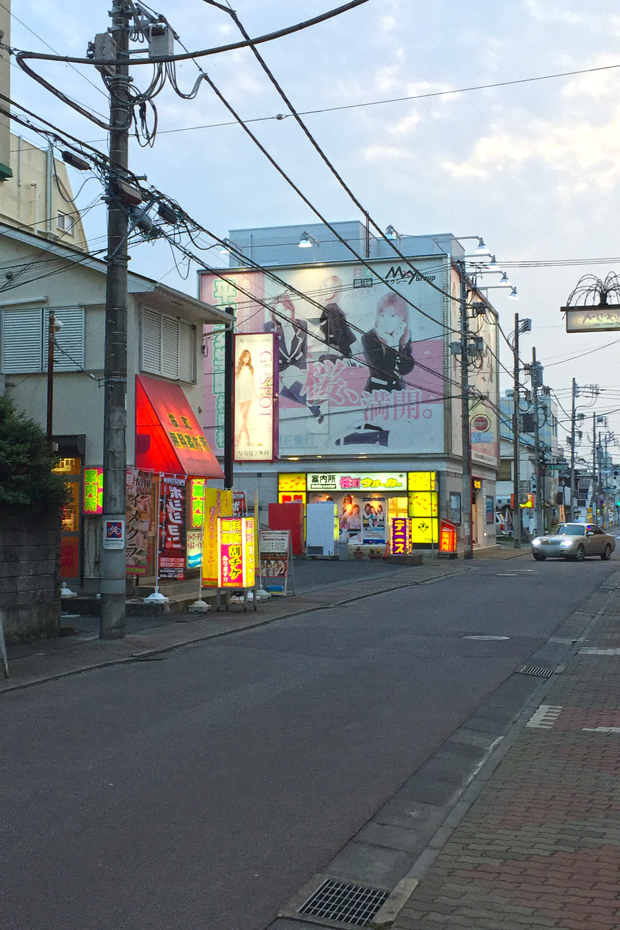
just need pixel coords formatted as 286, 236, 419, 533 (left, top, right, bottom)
531, 522, 615, 561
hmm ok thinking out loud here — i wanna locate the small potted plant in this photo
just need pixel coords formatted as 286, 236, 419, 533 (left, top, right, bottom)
353, 547, 364, 560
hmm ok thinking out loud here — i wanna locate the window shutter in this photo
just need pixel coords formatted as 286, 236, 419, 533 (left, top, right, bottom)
44, 309, 84, 372
1, 308, 43, 373
161, 315, 179, 379
142, 309, 161, 374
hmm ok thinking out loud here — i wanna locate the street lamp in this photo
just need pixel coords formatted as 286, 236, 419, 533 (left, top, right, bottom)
298, 231, 318, 248
46, 314, 62, 450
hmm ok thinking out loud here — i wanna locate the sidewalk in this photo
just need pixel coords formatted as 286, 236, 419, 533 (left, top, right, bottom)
393, 571, 620, 930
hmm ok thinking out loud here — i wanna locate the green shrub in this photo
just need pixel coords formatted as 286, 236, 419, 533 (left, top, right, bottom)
0, 394, 70, 515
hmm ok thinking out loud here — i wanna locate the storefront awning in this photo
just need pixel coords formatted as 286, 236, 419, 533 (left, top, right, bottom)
135, 375, 224, 479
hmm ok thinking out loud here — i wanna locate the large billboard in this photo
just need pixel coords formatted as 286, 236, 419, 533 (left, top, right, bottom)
200, 259, 448, 457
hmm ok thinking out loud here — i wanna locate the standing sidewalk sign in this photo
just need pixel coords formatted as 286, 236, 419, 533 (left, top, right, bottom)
159, 476, 187, 580
218, 517, 256, 588
259, 529, 295, 595
439, 519, 457, 557
390, 517, 410, 555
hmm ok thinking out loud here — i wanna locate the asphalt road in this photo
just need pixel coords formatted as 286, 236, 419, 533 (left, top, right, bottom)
2, 554, 618, 930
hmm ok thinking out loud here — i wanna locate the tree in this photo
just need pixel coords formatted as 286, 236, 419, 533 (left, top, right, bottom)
0, 394, 69, 515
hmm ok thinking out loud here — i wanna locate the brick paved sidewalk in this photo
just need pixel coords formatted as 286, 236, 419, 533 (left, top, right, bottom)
394, 581, 620, 930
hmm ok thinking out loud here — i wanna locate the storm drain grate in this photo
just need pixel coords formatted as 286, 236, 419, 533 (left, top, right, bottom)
299, 878, 389, 927
517, 664, 554, 678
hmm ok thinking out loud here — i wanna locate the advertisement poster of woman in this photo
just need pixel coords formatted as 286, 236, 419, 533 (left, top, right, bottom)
362, 498, 386, 544
233, 333, 277, 461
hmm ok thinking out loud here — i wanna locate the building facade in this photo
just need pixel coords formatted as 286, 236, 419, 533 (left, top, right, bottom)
0, 222, 227, 592
200, 222, 501, 551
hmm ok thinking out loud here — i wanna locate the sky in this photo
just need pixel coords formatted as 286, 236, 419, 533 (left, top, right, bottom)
6, 0, 620, 466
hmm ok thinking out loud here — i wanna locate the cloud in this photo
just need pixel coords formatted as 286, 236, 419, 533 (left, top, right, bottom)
362, 143, 410, 161
444, 109, 620, 190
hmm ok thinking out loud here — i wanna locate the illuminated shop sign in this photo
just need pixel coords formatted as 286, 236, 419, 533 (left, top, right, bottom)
390, 517, 410, 555
217, 517, 256, 588
83, 467, 103, 515
234, 332, 278, 462
307, 472, 407, 492
564, 307, 620, 333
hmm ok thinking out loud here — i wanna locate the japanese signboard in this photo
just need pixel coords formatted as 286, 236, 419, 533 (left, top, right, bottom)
186, 530, 203, 570
83, 467, 103, 515
190, 478, 206, 529
159, 476, 186, 580
307, 472, 407, 492
564, 307, 620, 332
233, 332, 278, 462
126, 468, 154, 576
233, 490, 247, 517
259, 529, 291, 591
218, 517, 256, 588
201, 258, 446, 458
439, 519, 457, 553
390, 517, 410, 555
202, 488, 232, 587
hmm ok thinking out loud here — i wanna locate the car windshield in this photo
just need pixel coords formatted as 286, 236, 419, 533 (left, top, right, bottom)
552, 524, 585, 537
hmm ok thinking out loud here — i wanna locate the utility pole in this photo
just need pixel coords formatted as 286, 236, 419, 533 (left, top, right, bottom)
224, 305, 235, 490
511, 314, 531, 547
531, 348, 543, 536
592, 413, 597, 524
46, 313, 58, 450
100, 0, 131, 640
569, 378, 577, 520
459, 265, 473, 560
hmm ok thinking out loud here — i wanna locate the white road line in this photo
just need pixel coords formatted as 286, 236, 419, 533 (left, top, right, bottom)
526, 704, 563, 729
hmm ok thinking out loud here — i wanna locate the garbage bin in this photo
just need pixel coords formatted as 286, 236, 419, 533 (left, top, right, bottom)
338, 540, 349, 560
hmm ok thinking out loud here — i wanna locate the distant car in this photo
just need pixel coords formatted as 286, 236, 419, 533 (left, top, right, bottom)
495, 513, 506, 533
531, 523, 615, 561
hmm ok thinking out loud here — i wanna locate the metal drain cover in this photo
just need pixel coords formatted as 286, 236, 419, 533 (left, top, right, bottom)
299, 878, 389, 927
517, 664, 554, 678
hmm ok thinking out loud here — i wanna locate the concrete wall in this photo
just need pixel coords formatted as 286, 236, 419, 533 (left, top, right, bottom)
0, 513, 61, 645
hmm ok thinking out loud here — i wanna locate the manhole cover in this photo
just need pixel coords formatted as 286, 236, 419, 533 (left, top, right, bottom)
299, 878, 389, 927
463, 635, 510, 641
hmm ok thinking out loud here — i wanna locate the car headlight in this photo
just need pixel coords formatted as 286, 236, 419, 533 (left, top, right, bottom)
561, 539, 573, 547
532, 539, 541, 546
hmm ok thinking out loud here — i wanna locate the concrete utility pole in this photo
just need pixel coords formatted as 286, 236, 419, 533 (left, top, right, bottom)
531, 348, 543, 536
100, 0, 131, 640
569, 378, 577, 521
224, 306, 235, 490
511, 314, 530, 547
46, 313, 57, 450
459, 266, 473, 560
592, 413, 597, 524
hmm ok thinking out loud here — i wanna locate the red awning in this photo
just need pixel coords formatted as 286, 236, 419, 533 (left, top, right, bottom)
135, 375, 224, 479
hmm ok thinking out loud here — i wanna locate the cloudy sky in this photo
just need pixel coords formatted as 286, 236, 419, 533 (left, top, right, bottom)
7, 0, 620, 463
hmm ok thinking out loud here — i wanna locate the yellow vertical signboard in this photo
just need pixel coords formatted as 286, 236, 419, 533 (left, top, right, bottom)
202, 488, 232, 587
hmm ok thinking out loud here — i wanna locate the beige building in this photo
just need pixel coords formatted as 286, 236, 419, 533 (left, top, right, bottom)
0, 133, 89, 250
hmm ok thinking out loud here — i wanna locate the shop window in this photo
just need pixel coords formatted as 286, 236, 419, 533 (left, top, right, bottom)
1, 307, 84, 374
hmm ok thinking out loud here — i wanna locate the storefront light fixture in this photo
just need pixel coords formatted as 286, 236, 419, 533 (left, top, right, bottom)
298, 232, 318, 248
385, 225, 401, 240
219, 238, 233, 254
